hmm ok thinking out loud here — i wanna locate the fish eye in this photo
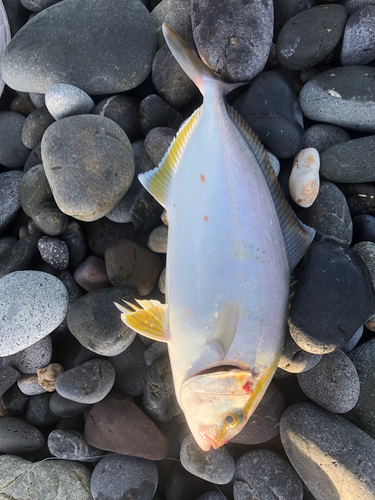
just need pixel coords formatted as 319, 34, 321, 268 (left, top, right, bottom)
224, 411, 243, 428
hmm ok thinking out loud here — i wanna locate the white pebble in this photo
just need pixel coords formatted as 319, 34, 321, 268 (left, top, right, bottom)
289, 147, 320, 208
45, 83, 94, 120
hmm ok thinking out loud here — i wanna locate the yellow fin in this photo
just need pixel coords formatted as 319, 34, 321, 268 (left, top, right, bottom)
114, 299, 169, 342
138, 106, 202, 208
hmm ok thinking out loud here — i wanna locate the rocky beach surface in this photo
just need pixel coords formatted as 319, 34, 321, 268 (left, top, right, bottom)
1, 0, 375, 499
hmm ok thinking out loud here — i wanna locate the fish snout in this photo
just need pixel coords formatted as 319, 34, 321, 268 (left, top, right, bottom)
197, 425, 220, 451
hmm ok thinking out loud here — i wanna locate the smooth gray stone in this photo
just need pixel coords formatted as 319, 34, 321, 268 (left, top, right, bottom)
91, 454, 158, 500
20, 0, 62, 13
0, 271, 68, 356
92, 95, 141, 142
1, 0, 157, 94
180, 434, 235, 484
320, 136, 375, 183
144, 126, 175, 166
0, 417, 45, 454
32, 201, 69, 236
21, 105, 55, 150
148, 224, 168, 253
278, 328, 322, 373
151, 0, 193, 48
42, 114, 135, 222
25, 392, 60, 427
303, 123, 351, 153
48, 429, 102, 461
297, 350, 360, 413
55, 359, 115, 404
111, 336, 148, 397
0, 111, 30, 168
49, 392, 90, 417
139, 94, 183, 136
19, 164, 54, 217
234, 449, 303, 500
280, 403, 375, 500
0, 171, 23, 233
59, 221, 86, 268
299, 66, 375, 132
0, 234, 40, 279
45, 83, 94, 120
0, 455, 93, 500
0, 237, 17, 259
29, 93, 45, 108
341, 5, 375, 65
191, 0, 274, 82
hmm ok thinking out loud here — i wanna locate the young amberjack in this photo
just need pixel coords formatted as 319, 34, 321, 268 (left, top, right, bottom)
115, 24, 315, 451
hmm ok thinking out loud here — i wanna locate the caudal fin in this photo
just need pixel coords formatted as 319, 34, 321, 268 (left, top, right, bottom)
162, 23, 246, 97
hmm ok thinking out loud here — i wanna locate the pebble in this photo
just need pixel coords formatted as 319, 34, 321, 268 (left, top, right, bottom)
345, 338, 375, 438
21, 105, 55, 150
144, 341, 168, 367
25, 392, 59, 427
84, 389, 169, 460
144, 126, 176, 166
48, 429, 102, 461
45, 83, 95, 120
111, 336, 148, 397
55, 359, 115, 404
151, 0, 193, 48
92, 95, 141, 142
230, 383, 286, 445
59, 220, 87, 267
353, 214, 375, 243
10, 95, 36, 117
280, 402, 375, 500
276, 4, 347, 70
303, 123, 351, 153
297, 180, 353, 247
4, 335, 52, 374
49, 392, 91, 418
152, 43, 198, 107
0, 455, 93, 500
288, 242, 375, 354
273, 0, 316, 37
37, 363, 64, 392
0, 365, 21, 396
18, 163, 53, 217
143, 354, 182, 422
0, 234, 40, 279
24, 142, 43, 171
180, 434, 235, 484
191, 0, 273, 82
0, 416, 45, 454
289, 148, 320, 208
0, 270, 68, 356
67, 287, 137, 356
29, 92, 45, 108
105, 239, 162, 295
0, 111, 30, 168
139, 94, 183, 136
2, 384, 29, 415
299, 66, 375, 132
320, 135, 375, 183
297, 350, 360, 413
0, 171, 23, 233
1, 0, 157, 94
37, 236, 69, 270
158, 267, 166, 294
17, 374, 46, 396
343, 183, 375, 218
233, 71, 304, 158
42, 114, 135, 222
148, 224, 168, 253
278, 328, 322, 373
341, 6, 375, 65
73, 255, 111, 292
90, 454, 159, 500
234, 449, 303, 500
31, 201, 69, 236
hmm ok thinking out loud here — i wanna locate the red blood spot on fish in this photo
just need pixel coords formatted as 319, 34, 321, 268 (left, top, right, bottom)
243, 381, 251, 393
200, 173, 206, 182
204, 216, 208, 222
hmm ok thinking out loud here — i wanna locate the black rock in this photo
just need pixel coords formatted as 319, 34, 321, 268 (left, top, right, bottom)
341, 5, 375, 65
273, 0, 315, 37
31, 200, 69, 236
144, 126, 175, 166
111, 336, 148, 396
0, 171, 23, 233
54, 269, 84, 332
303, 124, 351, 153
83, 217, 136, 259
25, 392, 60, 427
0, 111, 30, 168
10, 95, 37, 117
38, 235, 69, 270
144, 340, 168, 366
49, 392, 91, 418
24, 142, 43, 171
288, 242, 375, 354
0, 416, 45, 454
4, 335, 52, 375
343, 183, 375, 217
2, 384, 29, 415
2, 0, 29, 37
139, 94, 183, 136
0, 234, 39, 279
0, 365, 21, 395
22, 105, 55, 150
276, 4, 347, 70
233, 71, 304, 158
59, 220, 86, 267
342, 0, 375, 15
353, 214, 375, 243
18, 163, 54, 217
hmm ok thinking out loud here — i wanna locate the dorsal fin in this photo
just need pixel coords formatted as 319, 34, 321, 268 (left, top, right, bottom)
138, 106, 202, 208
226, 104, 315, 269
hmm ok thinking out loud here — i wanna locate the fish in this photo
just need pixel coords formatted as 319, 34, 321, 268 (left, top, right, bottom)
115, 24, 315, 451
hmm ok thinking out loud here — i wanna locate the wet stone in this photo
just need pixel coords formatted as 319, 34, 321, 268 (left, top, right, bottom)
60, 220, 86, 267
151, 0, 193, 49
111, 336, 148, 397
48, 429, 102, 461
0, 111, 30, 168
139, 94, 183, 136
180, 434, 235, 484
234, 449, 303, 500
341, 6, 375, 65
303, 123, 351, 154
73, 255, 111, 292
45, 83, 95, 120
0, 416, 45, 454
49, 391, 91, 418
55, 359, 115, 404
0, 171, 23, 233
22, 105, 55, 150
278, 328, 322, 374
91, 454, 159, 500
18, 163, 54, 218
38, 235, 69, 270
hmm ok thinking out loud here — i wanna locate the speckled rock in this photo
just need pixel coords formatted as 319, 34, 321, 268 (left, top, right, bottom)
234, 449, 303, 500
3, 335, 52, 374
299, 66, 375, 132
144, 126, 175, 166
0, 271, 68, 356
341, 6, 375, 65
48, 429, 102, 461
45, 83, 95, 120
1, 0, 157, 94
42, 115, 135, 222
191, 0, 273, 82
303, 123, 351, 153
0, 111, 30, 168
38, 236, 69, 269
0, 171, 23, 233
280, 403, 375, 500
0, 417, 45, 454
180, 434, 235, 484
18, 163, 53, 217
22, 105, 55, 150
91, 454, 159, 500
151, 0, 193, 48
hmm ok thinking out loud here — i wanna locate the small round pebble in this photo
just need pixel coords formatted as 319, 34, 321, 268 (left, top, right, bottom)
148, 224, 168, 253
45, 83, 95, 120
289, 148, 320, 208
303, 123, 351, 153
17, 374, 46, 396
0, 416, 45, 454
38, 236, 69, 270
37, 363, 64, 392
144, 126, 176, 166
73, 255, 111, 292
158, 267, 166, 294
91, 454, 159, 500
55, 359, 115, 404
60, 220, 87, 268
31, 200, 69, 236
234, 449, 303, 500
21, 105, 55, 150
48, 429, 103, 461
139, 94, 183, 136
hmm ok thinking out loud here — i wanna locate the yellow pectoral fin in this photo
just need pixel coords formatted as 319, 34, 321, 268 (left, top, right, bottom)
114, 300, 169, 343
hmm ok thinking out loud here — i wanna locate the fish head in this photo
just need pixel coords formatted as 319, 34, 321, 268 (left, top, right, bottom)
180, 367, 264, 451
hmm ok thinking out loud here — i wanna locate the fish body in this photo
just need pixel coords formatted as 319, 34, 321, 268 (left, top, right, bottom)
116, 24, 315, 451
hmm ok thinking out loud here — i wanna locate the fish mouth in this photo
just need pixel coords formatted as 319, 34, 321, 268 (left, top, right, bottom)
197, 426, 220, 451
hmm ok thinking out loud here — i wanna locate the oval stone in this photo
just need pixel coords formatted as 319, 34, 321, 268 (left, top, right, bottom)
0, 271, 68, 356
341, 6, 375, 65
1, 0, 156, 94
42, 114, 135, 222
299, 66, 375, 132
289, 148, 320, 208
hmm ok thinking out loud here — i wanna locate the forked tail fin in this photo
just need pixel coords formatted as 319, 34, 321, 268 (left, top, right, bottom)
162, 23, 247, 97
